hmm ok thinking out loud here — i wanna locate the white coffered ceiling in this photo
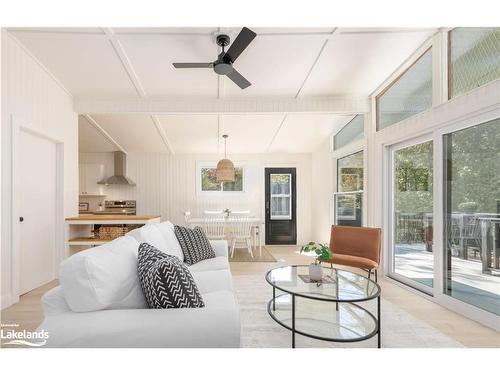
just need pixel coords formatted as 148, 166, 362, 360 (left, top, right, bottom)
7, 27, 437, 153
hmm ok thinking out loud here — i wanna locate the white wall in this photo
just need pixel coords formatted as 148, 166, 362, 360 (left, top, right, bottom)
311, 139, 333, 243
79, 152, 313, 244
1, 31, 78, 308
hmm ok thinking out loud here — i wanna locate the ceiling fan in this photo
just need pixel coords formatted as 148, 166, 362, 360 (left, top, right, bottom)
172, 27, 257, 89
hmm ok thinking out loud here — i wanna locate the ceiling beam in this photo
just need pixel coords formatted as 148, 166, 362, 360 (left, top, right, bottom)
151, 115, 175, 155
102, 28, 146, 98
83, 114, 127, 154
266, 28, 336, 151
74, 96, 370, 115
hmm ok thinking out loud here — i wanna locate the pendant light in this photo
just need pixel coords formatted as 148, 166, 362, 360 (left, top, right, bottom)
216, 134, 235, 182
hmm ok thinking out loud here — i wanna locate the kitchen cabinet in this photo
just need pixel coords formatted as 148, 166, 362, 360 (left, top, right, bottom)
79, 163, 106, 196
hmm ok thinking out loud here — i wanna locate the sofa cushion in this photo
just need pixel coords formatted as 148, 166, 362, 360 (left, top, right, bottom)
174, 225, 215, 265
59, 236, 147, 313
138, 243, 204, 309
188, 256, 229, 273
154, 221, 184, 261
191, 269, 234, 294
126, 224, 168, 254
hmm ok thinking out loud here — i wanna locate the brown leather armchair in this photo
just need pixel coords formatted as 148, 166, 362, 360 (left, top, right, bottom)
321, 225, 382, 281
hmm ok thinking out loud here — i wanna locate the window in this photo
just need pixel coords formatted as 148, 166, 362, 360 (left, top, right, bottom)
443, 118, 500, 315
377, 49, 433, 130
449, 28, 500, 99
199, 166, 244, 192
334, 115, 364, 150
334, 151, 363, 227
270, 174, 292, 220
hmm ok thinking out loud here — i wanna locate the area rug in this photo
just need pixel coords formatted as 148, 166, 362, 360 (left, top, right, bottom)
229, 246, 277, 262
232, 275, 463, 348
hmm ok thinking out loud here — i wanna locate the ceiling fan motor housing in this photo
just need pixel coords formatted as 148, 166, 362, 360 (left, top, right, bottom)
214, 34, 234, 76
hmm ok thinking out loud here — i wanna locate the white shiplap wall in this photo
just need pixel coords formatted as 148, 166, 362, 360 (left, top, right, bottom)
79, 152, 313, 244
1, 31, 78, 308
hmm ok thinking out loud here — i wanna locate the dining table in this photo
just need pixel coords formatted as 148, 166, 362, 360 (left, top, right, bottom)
187, 217, 264, 256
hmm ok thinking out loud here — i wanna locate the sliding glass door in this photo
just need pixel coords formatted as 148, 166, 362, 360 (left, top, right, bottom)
389, 140, 434, 291
443, 118, 500, 316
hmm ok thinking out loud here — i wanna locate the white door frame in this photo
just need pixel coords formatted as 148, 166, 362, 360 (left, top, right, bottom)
385, 133, 434, 296
10, 115, 65, 303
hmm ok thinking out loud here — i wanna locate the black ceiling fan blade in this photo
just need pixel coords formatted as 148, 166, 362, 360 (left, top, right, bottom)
225, 27, 257, 63
227, 68, 251, 89
172, 62, 213, 68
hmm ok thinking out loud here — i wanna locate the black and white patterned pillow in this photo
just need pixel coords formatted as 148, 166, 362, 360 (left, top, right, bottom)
137, 243, 204, 309
174, 225, 216, 265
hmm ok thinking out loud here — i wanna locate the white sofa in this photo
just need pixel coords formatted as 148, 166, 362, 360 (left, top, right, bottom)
37, 222, 240, 348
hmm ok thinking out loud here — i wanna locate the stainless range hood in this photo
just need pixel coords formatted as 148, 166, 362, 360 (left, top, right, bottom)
98, 151, 136, 186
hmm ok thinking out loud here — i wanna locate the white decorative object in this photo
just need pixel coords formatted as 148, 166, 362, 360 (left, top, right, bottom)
308, 264, 323, 282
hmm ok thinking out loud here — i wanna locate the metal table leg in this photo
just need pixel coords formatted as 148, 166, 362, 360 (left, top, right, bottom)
272, 286, 276, 311
292, 294, 296, 348
377, 295, 381, 348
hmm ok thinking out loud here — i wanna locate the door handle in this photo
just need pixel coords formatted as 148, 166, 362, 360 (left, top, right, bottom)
19, 217, 24, 222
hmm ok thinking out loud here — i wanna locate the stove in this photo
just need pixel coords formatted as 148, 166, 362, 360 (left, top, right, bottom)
95, 200, 136, 215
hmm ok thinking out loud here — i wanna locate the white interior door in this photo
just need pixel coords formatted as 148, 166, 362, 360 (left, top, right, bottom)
19, 130, 57, 295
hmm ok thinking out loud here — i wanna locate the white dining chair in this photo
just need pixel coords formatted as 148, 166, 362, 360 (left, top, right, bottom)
202, 218, 226, 240
229, 217, 254, 258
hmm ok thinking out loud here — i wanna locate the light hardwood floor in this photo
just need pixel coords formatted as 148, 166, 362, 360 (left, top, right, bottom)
1, 246, 499, 348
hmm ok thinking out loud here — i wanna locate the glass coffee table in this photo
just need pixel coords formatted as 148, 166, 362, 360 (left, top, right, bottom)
265, 265, 381, 348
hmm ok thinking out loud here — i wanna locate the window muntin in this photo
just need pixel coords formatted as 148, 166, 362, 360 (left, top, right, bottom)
334, 115, 364, 150
377, 49, 433, 130
200, 167, 244, 192
449, 28, 500, 99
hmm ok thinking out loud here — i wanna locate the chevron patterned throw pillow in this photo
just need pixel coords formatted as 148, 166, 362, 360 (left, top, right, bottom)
137, 243, 205, 309
174, 225, 216, 265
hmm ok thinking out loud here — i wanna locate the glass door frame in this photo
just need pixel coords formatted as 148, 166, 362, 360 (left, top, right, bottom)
433, 110, 500, 328
383, 109, 499, 330
386, 134, 436, 296
269, 173, 292, 220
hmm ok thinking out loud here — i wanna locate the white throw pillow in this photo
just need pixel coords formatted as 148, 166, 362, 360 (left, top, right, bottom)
126, 224, 168, 252
59, 236, 147, 313
154, 221, 184, 261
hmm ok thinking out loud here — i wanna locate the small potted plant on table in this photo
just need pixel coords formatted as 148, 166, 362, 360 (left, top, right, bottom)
300, 242, 333, 281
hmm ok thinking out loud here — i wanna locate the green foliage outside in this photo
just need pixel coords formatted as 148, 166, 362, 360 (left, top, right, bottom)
201, 167, 243, 192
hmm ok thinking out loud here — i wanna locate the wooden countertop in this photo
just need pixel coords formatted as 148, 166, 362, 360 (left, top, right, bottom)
66, 215, 160, 222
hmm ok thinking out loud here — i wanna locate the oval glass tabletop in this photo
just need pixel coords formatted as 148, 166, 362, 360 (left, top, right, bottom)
265, 265, 380, 302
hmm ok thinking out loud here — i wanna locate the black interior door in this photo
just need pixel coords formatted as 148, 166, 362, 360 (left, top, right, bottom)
265, 168, 297, 245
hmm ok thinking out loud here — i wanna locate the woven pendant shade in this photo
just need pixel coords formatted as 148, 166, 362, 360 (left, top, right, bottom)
216, 134, 235, 182
216, 158, 235, 182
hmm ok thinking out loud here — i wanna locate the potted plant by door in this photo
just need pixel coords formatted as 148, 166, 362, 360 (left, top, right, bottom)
300, 242, 333, 281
